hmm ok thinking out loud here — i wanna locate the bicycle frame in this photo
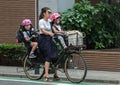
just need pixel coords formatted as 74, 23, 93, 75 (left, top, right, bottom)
49, 46, 80, 73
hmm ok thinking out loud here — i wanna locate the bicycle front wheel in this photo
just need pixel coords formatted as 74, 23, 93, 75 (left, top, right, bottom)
23, 55, 45, 80
64, 51, 87, 83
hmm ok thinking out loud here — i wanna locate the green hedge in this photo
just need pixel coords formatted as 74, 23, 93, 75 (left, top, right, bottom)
0, 44, 26, 66
61, 0, 120, 49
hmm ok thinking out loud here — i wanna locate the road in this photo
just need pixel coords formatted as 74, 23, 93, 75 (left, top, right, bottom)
0, 76, 118, 85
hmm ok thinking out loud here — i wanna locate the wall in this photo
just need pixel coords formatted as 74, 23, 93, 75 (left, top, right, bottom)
57, 0, 75, 12
0, 0, 35, 43
81, 49, 120, 72
38, 0, 75, 15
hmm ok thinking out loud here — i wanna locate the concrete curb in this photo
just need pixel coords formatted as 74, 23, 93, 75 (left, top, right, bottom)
84, 79, 120, 84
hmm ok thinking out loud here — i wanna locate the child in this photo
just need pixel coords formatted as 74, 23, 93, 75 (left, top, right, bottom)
51, 13, 67, 49
21, 19, 38, 58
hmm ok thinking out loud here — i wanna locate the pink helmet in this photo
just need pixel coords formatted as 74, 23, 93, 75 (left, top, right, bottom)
21, 19, 32, 26
51, 13, 61, 22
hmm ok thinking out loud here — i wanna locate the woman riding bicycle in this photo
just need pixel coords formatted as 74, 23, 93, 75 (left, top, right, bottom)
23, 10, 87, 83
38, 7, 59, 81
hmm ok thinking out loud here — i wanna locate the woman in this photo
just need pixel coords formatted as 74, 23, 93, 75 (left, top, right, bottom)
38, 7, 59, 81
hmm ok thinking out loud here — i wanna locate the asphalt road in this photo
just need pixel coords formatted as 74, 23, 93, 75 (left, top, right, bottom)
0, 76, 117, 85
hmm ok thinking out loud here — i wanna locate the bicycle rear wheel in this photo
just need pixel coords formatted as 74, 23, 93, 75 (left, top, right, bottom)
23, 55, 45, 80
64, 51, 87, 83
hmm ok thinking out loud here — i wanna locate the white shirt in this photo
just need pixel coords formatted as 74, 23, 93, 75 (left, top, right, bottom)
39, 19, 52, 34
55, 24, 62, 31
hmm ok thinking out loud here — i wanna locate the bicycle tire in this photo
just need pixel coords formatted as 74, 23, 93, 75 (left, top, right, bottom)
23, 55, 45, 80
64, 51, 87, 83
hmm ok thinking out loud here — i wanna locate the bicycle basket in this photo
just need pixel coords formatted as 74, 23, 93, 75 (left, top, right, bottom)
66, 30, 85, 46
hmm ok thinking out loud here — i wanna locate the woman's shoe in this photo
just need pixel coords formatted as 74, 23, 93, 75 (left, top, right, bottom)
53, 75, 60, 80
44, 77, 49, 82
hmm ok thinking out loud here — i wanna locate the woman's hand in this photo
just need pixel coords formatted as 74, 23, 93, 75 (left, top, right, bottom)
61, 31, 65, 34
49, 32, 54, 37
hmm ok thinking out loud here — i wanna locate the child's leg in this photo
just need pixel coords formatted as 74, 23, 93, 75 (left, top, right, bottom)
30, 42, 38, 53
29, 42, 38, 58
58, 36, 67, 49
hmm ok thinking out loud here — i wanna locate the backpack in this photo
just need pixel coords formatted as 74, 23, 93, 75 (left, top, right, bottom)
16, 29, 24, 43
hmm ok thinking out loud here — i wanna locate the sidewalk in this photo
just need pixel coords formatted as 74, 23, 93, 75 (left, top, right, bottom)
0, 66, 120, 84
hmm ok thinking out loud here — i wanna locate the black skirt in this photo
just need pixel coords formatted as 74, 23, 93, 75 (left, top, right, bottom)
38, 34, 58, 62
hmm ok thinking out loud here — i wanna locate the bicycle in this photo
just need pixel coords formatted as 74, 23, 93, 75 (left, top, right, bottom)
23, 33, 87, 83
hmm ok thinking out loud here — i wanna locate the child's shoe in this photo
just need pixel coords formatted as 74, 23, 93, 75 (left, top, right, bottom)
29, 53, 36, 58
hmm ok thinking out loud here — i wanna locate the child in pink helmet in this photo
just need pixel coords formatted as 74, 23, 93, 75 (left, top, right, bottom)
21, 19, 38, 58
51, 13, 67, 49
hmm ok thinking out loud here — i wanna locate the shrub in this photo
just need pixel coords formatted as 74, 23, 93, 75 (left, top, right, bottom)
96, 2, 120, 48
0, 44, 26, 66
61, 0, 120, 49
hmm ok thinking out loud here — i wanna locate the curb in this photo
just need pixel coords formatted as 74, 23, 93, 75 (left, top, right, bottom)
85, 79, 120, 84
0, 74, 26, 78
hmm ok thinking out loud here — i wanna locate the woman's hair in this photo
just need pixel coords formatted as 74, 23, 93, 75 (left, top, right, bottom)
39, 7, 50, 19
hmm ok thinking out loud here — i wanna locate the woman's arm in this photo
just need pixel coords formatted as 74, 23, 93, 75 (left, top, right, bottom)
41, 28, 54, 37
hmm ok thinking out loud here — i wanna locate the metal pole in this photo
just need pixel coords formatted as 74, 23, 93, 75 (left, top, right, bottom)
35, 0, 38, 30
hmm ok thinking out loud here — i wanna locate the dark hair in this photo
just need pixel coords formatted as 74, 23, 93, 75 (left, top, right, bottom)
20, 24, 33, 31
39, 7, 50, 19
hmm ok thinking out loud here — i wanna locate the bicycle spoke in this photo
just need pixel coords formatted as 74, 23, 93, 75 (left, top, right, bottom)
23, 55, 44, 80
64, 51, 87, 83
